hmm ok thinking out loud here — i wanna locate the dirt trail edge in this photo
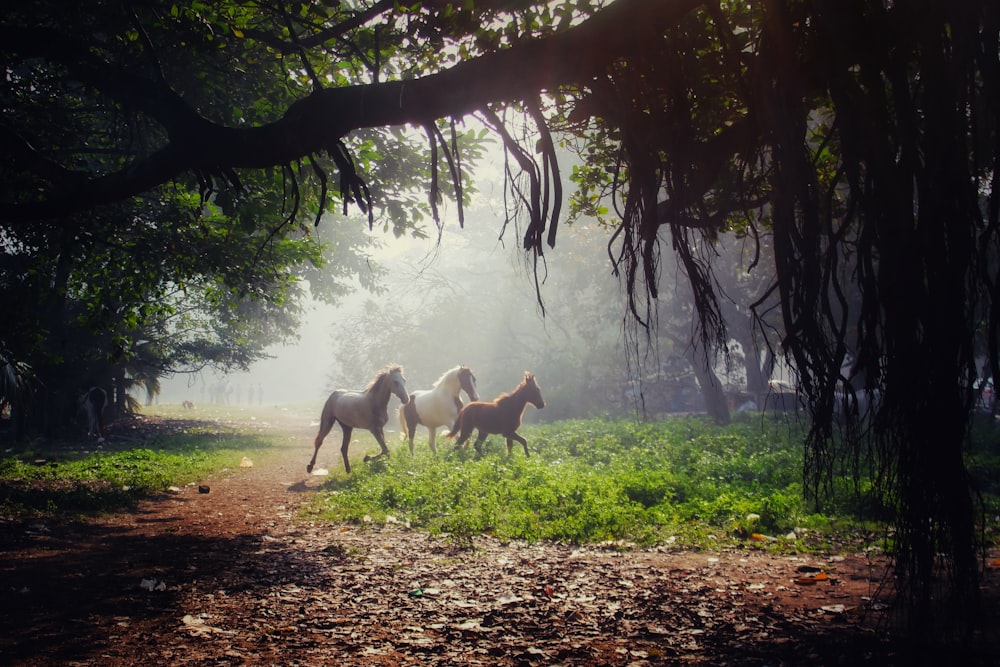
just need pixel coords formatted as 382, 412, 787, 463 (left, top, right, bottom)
0, 410, 992, 665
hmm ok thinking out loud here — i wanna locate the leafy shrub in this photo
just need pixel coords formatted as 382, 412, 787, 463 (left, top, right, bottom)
309, 416, 817, 547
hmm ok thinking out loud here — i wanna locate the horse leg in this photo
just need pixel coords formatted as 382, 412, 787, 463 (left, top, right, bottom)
427, 427, 437, 454
509, 432, 529, 457
473, 431, 488, 456
364, 427, 391, 463
307, 415, 336, 473
376, 427, 391, 457
401, 403, 417, 455
339, 424, 354, 474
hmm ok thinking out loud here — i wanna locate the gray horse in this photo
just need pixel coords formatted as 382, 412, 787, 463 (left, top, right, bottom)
307, 365, 409, 474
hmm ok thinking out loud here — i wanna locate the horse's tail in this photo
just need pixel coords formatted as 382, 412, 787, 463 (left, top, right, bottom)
398, 404, 407, 440
444, 403, 472, 438
314, 392, 339, 447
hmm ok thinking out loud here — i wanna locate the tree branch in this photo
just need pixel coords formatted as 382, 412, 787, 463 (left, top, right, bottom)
0, 0, 705, 224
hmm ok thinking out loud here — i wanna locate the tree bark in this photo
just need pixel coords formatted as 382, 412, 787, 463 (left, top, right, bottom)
691, 351, 729, 425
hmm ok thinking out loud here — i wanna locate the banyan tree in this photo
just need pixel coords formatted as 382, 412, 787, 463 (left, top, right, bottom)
2, 0, 998, 650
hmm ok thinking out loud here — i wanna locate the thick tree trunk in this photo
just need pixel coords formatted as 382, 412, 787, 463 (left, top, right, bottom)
760, 2, 984, 643
737, 328, 775, 403
691, 347, 730, 425
889, 353, 979, 643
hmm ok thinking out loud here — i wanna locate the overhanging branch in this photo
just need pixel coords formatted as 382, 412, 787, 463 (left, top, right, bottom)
0, 0, 704, 224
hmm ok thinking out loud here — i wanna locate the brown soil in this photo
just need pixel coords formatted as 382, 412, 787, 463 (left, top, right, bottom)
1, 408, 997, 666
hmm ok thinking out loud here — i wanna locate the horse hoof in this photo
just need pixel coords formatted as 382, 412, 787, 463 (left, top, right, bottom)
306, 464, 313, 473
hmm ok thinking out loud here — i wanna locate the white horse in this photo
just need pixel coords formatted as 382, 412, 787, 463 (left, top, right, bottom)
399, 365, 479, 454
308, 365, 409, 474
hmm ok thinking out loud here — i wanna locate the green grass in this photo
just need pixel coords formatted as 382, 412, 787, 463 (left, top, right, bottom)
306, 414, 838, 550
0, 405, 282, 518
6, 406, 998, 554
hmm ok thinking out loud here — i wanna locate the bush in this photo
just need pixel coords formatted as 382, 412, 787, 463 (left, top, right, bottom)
308, 416, 818, 547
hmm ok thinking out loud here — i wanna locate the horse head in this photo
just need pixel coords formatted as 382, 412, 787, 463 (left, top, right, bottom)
458, 365, 479, 402
386, 366, 409, 404
523, 372, 545, 409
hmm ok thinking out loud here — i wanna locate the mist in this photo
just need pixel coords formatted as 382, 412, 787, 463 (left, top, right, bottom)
157, 146, 781, 422
158, 162, 633, 419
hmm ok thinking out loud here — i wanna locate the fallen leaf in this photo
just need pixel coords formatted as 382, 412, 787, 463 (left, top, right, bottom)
794, 572, 829, 585
179, 614, 232, 637
820, 604, 852, 614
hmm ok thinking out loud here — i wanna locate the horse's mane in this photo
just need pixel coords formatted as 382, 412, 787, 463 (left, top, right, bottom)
432, 365, 470, 388
495, 372, 533, 404
432, 365, 460, 388
367, 364, 403, 392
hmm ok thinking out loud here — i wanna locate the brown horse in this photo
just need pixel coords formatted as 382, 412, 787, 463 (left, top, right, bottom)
446, 372, 544, 456
307, 366, 409, 474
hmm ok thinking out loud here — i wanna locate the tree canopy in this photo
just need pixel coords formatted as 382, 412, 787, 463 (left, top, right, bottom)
3, 0, 999, 649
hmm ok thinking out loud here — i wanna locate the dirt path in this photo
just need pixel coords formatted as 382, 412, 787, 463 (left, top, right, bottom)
0, 408, 994, 665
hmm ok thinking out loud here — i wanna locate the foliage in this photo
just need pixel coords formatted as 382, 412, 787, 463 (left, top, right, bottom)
309, 415, 845, 549
0, 0, 493, 438
0, 184, 349, 437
